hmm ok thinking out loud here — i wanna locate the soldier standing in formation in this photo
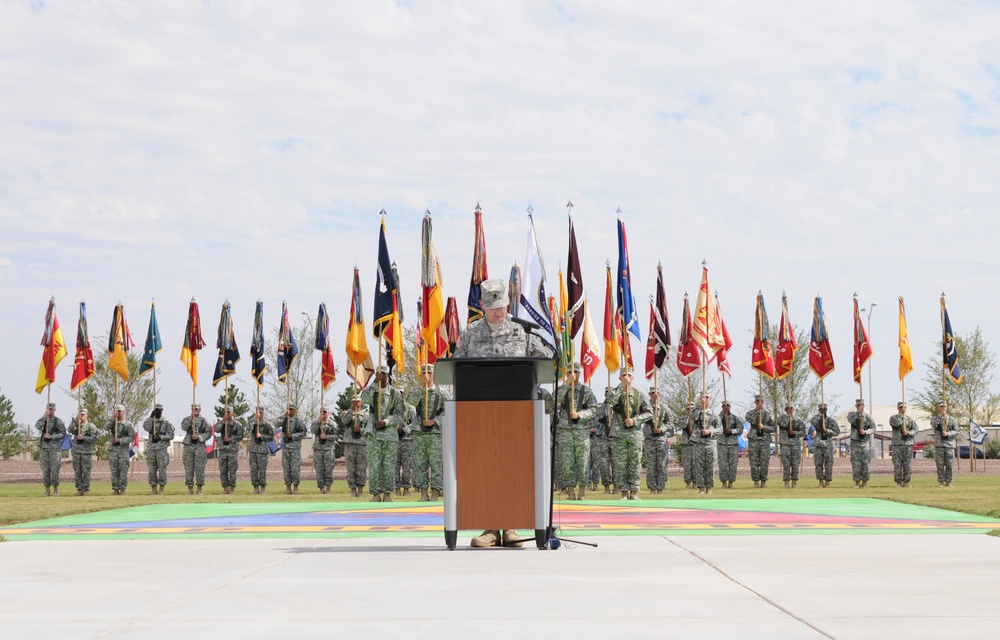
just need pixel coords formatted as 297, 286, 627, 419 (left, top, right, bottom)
248, 408, 274, 494
690, 393, 721, 494
181, 403, 212, 494
931, 401, 958, 487
643, 388, 674, 494
810, 403, 839, 488
365, 366, 406, 502
408, 363, 445, 502
35, 402, 66, 497
589, 392, 613, 494
557, 362, 598, 500
143, 403, 175, 495
106, 405, 135, 495
215, 408, 244, 494
395, 402, 415, 498
717, 401, 741, 489
278, 404, 308, 494
69, 408, 98, 496
340, 393, 369, 497
312, 407, 339, 494
607, 367, 651, 500
745, 395, 775, 488
889, 402, 918, 487
847, 399, 875, 488
455, 278, 551, 548
777, 403, 805, 489
678, 402, 695, 489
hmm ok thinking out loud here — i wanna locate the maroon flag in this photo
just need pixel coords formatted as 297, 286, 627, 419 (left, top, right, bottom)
566, 209, 585, 338
751, 292, 776, 379
774, 293, 798, 379
853, 296, 873, 383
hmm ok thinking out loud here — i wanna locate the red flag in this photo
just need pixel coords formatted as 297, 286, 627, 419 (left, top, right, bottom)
692, 263, 725, 362
809, 296, 835, 379
676, 293, 701, 377
715, 295, 734, 377
444, 297, 461, 356
853, 296, 873, 383
751, 292, 776, 379
774, 293, 798, 379
644, 303, 658, 380
70, 302, 95, 391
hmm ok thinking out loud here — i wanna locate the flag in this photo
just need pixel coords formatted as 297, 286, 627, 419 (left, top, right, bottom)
566, 213, 585, 338
616, 217, 641, 343
137, 301, 162, 379
809, 296, 835, 379
316, 303, 336, 389
942, 296, 963, 383
60, 432, 73, 451
373, 216, 405, 372
580, 299, 601, 382
602, 264, 620, 373
35, 297, 68, 393
516, 212, 556, 346
345, 268, 375, 388
775, 293, 798, 380
251, 301, 266, 386
205, 432, 215, 456
421, 212, 448, 359
181, 299, 205, 386
386, 262, 406, 374
445, 297, 462, 356
652, 263, 671, 370
213, 301, 240, 386
853, 296, 873, 384
691, 263, 725, 362
416, 298, 428, 367
970, 420, 987, 446
715, 295, 734, 377
467, 203, 489, 323
108, 303, 134, 382
557, 269, 573, 376
898, 296, 913, 381
129, 428, 140, 459
507, 263, 521, 316
277, 301, 299, 383
751, 293, 776, 379
70, 302, 95, 391
677, 293, 701, 377
644, 303, 658, 380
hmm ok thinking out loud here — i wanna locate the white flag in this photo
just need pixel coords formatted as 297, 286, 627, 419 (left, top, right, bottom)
516, 213, 555, 347
970, 420, 987, 446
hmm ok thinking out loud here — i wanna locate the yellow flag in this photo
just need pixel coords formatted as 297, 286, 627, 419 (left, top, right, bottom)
898, 296, 913, 380
35, 299, 68, 393
108, 304, 133, 381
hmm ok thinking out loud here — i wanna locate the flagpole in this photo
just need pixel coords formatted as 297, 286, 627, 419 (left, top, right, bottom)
378, 337, 384, 421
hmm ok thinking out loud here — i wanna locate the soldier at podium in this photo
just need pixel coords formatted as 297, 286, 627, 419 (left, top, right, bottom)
454, 278, 553, 548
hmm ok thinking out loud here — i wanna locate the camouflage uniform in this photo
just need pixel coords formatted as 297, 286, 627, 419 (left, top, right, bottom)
364, 383, 406, 497
889, 408, 918, 485
556, 381, 599, 493
246, 417, 275, 492
180, 414, 212, 490
312, 414, 340, 492
589, 402, 613, 492
847, 408, 875, 485
277, 413, 308, 490
339, 402, 369, 493
642, 397, 675, 492
408, 384, 446, 495
214, 418, 245, 491
810, 411, 840, 484
931, 410, 958, 485
677, 409, 696, 487
35, 412, 67, 492
453, 317, 552, 360
777, 411, 806, 484
143, 414, 175, 492
68, 416, 99, 494
690, 405, 721, 491
717, 407, 742, 486
105, 418, 136, 494
395, 402, 415, 494
607, 383, 651, 496
745, 406, 776, 485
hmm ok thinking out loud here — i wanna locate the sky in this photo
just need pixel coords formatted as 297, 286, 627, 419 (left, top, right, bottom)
3, 0, 1000, 426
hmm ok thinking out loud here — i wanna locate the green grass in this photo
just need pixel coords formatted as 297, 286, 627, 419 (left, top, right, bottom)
2, 475, 1000, 528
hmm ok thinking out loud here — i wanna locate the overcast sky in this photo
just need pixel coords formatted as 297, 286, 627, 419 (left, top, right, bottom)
3, 1, 999, 425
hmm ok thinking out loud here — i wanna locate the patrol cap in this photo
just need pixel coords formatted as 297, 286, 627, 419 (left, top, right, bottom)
754, 395, 762, 402
785, 402, 794, 409
155, 403, 163, 410
722, 401, 731, 407
420, 363, 435, 374
855, 398, 864, 406
115, 404, 125, 412
480, 278, 509, 309
897, 401, 905, 408
47, 402, 56, 409
288, 403, 298, 411
938, 400, 947, 407
569, 362, 582, 373
377, 365, 391, 375
79, 408, 88, 415
319, 406, 329, 413
818, 403, 827, 410
192, 403, 201, 410
619, 366, 634, 376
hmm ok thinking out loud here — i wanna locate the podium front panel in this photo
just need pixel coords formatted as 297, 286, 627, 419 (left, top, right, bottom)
454, 400, 535, 530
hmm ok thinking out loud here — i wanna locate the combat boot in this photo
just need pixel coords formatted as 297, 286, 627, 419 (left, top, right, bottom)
604, 485, 612, 494
471, 530, 499, 547
578, 486, 586, 500
371, 493, 382, 502
855, 481, 861, 489
402, 488, 410, 497
293, 484, 299, 494
197, 485, 203, 495
502, 529, 524, 548
53, 488, 60, 496
431, 489, 441, 500
44, 486, 50, 497
620, 491, 629, 500
753, 480, 759, 488
783, 481, 789, 489
698, 487, 705, 494
260, 486, 266, 494
395, 487, 402, 497
383, 492, 392, 502
591, 482, 598, 492
75, 490, 84, 497
159, 485, 165, 494
285, 484, 292, 495
222, 487, 229, 495
420, 489, 430, 501
188, 486, 194, 495
566, 487, 576, 500
253, 487, 260, 495
792, 481, 797, 488
629, 491, 640, 500
861, 480, 868, 488
903, 482, 910, 488
151, 486, 158, 495
706, 487, 712, 495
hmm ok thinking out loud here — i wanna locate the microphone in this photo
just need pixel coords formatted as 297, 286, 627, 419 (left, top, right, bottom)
507, 314, 541, 332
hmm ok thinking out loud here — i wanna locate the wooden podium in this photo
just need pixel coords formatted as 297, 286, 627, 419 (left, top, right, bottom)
434, 357, 555, 550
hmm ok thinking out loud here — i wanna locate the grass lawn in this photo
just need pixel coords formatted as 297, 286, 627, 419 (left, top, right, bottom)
2, 475, 1000, 530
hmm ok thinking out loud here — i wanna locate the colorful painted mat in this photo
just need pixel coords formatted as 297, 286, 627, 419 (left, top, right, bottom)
2, 499, 997, 541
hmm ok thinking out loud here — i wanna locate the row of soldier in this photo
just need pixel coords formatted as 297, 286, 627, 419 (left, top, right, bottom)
34, 364, 961, 498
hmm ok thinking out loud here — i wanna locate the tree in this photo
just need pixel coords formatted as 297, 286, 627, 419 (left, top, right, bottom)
915, 328, 1000, 425
653, 362, 722, 421
214, 384, 251, 423
263, 315, 323, 422
63, 337, 156, 459
0, 389, 21, 460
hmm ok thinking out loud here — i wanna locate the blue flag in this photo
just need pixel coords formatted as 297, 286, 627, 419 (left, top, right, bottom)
251, 301, 266, 386
60, 433, 73, 451
213, 301, 240, 387
616, 217, 641, 342
373, 216, 397, 339
137, 301, 162, 378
